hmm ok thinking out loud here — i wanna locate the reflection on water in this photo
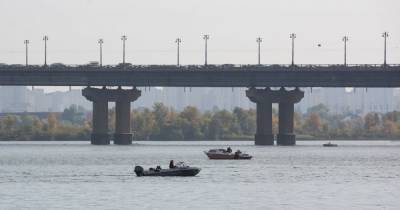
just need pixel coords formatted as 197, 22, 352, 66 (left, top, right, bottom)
0, 141, 400, 210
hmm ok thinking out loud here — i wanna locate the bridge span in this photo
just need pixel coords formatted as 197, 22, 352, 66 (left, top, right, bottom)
0, 64, 399, 87
1, 64, 399, 146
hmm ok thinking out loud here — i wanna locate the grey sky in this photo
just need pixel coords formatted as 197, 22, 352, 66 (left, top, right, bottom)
1, 0, 399, 66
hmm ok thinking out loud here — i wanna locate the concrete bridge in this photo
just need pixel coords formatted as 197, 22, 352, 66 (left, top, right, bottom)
1, 64, 399, 145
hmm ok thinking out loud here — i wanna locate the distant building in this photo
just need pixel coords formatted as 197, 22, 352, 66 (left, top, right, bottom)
0, 86, 398, 114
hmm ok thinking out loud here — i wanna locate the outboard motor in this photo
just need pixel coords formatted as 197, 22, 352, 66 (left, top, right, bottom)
134, 166, 144, 176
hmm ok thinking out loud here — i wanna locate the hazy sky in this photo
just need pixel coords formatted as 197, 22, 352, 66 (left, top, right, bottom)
1, 0, 399, 67
0, 0, 398, 93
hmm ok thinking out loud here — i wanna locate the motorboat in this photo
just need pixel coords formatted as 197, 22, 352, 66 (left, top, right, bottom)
134, 162, 201, 177
204, 148, 252, 160
323, 142, 338, 147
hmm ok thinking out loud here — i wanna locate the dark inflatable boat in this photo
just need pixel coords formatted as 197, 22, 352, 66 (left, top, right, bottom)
134, 162, 201, 177
323, 142, 338, 147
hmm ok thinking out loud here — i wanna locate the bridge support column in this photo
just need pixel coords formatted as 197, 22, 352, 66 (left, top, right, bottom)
276, 88, 304, 146
82, 88, 110, 145
91, 100, 109, 145
114, 99, 132, 145
255, 102, 274, 145
113, 88, 141, 145
246, 88, 274, 145
277, 102, 295, 145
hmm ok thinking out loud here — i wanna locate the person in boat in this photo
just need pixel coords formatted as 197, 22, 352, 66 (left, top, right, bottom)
156, 166, 161, 171
234, 150, 241, 159
169, 160, 176, 169
226, 146, 232, 153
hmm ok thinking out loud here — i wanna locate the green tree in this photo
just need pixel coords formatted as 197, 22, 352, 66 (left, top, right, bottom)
303, 112, 323, 136
61, 104, 85, 124
132, 108, 155, 140
233, 107, 256, 136
47, 113, 58, 134
307, 104, 330, 119
364, 112, 381, 134
179, 106, 203, 140
207, 110, 238, 140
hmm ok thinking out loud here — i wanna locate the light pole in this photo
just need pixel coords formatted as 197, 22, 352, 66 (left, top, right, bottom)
290, 33, 296, 66
24, 40, 29, 66
43, 35, 48, 66
256, 37, 262, 65
382, 32, 389, 66
176, 38, 181, 66
203, 35, 210, 65
121, 35, 127, 64
98, 39, 103, 67
342, 36, 349, 66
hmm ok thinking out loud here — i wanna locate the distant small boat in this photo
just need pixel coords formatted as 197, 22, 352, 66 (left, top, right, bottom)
134, 162, 201, 177
323, 142, 338, 147
204, 149, 252, 160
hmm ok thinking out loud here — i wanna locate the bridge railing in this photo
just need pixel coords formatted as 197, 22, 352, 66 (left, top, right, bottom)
0, 63, 400, 71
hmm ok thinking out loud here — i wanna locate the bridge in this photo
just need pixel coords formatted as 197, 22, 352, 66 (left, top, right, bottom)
1, 64, 399, 146
0, 64, 399, 87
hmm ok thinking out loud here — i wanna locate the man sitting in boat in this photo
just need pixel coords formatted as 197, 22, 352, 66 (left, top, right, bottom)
234, 150, 241, 159
169, 160, 176, 169
226, 147, 232, 153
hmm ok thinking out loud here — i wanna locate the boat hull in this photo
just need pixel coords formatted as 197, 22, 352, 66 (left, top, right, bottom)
205, 152, 252, 160
323, 144, 338, 147
135, 166, 201, 177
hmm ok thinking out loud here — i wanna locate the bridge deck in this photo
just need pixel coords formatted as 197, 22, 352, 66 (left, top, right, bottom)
0, 65, 399, 87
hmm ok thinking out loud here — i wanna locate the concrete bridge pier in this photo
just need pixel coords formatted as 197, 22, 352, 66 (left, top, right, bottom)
255, 102, 274, 145
82, 88, 110, 145
113, 87, 141, 145
277, 102, 295, 145
246, 88, 274, 145
82, 87, 141, 145
114, 99, 133, 145
91, 100, 109, 145
246, 87, 304, 146
276, 87, 304, 146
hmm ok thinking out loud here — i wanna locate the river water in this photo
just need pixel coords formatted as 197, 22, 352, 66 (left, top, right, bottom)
0, 141, 399, 210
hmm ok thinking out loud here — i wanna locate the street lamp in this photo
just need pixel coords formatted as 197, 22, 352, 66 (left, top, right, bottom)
382, 32, 389, 66
342, 36, 349, 66
43, 35, 48, 66
203, 35, 210, 65
121, 35, 127, 64
256, 37, 262, 65
290, 33, 296, 66
175, 38, 182, 66
24, 40, 29, 66
98, 39, 104, 67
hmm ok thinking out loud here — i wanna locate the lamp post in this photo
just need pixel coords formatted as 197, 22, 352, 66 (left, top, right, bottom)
382, 32, 389, 66
98, 39, 104, 67
43, 35, 48, 66
121, 35, 127, 64
342, 36, 349, 66
203, 35, 210, 65
256, 37, 262, 65
290, 33, 296, 66
24, 40, 29, 66
175, 38, 181, 66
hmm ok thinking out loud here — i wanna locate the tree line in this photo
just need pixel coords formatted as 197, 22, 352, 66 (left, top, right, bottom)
0, 103, 399, 141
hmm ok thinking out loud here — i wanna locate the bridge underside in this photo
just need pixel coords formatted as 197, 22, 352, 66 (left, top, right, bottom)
0, 65, 399, 87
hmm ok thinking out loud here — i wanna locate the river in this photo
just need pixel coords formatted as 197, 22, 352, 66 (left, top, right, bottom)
0, 141, 399, 210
